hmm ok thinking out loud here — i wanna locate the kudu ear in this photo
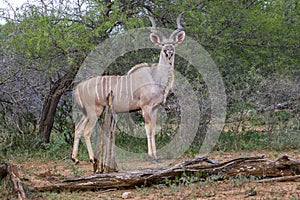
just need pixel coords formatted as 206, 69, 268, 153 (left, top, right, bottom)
174, 31, 185, 45
150, 33, 162, 46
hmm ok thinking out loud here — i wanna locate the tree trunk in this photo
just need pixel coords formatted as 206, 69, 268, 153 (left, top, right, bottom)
39, 70, 77, 144
93, 91, 118, 173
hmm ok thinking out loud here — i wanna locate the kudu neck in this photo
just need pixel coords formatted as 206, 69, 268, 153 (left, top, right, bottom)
152, 49, 175, 89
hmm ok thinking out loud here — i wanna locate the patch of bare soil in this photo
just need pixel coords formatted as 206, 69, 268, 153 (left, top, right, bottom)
6, 150, 300, 199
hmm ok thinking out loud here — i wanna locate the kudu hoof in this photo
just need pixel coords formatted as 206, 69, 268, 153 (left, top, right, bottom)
145, 155, 161, 164
150, 158, 161, 164
72, 158, 80, 165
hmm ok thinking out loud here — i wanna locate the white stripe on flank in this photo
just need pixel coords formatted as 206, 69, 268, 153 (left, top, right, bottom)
86, 80, 91, 97
106, 76, 109, 98
115, 76, 119, 102
130, 75, 133, 100
77, 87, 83, 108
101, 77, 104, 100
95, 77, 100, 101
125, 75, 128, 99
119, 76, 123, 101
108, 76, 111, 95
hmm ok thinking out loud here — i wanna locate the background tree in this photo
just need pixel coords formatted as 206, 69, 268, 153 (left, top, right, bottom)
0, 0, 299, 157
1, 0, 149, 146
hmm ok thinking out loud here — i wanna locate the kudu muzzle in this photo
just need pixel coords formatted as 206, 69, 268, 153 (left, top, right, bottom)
164, 45, 175, 65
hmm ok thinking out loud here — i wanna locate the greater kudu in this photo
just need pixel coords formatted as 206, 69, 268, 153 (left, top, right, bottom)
72, 13, 185, 164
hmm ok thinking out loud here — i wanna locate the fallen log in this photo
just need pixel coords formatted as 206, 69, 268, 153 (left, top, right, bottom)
34, 154, 300, 192
222, 154, 300, 178
256, 175, 300, 183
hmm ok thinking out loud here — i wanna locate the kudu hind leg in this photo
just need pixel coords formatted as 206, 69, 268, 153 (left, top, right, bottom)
83, 115, 98, 163
72, 116, 88, 164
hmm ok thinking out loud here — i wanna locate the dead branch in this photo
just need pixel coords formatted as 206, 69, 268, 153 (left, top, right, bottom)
34, 154, 300, 192
256, 175, 300, 183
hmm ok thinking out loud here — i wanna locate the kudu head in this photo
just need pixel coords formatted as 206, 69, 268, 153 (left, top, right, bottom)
149, 13, 185, 65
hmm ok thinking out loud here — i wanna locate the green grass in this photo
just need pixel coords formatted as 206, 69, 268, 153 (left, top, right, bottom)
215, 128, 300, 152
0, 110, 299, 163
0, 130, 75, 162
2, 127, 299, 163
116, 130, 173, 154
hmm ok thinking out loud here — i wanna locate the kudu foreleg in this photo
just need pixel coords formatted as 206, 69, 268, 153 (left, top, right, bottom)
151, 108, 158, 160
145, 123, 153, 157
143, 106, 158, 163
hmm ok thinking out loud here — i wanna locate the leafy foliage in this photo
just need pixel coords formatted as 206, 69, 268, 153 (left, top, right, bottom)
0, 0, 299, 158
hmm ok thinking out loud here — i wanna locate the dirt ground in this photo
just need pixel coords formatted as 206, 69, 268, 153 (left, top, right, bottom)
4, 150, 300, 199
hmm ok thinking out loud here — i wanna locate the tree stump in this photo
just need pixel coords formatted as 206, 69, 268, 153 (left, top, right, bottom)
0, 163, 26, 200
93, 91, 118, 173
